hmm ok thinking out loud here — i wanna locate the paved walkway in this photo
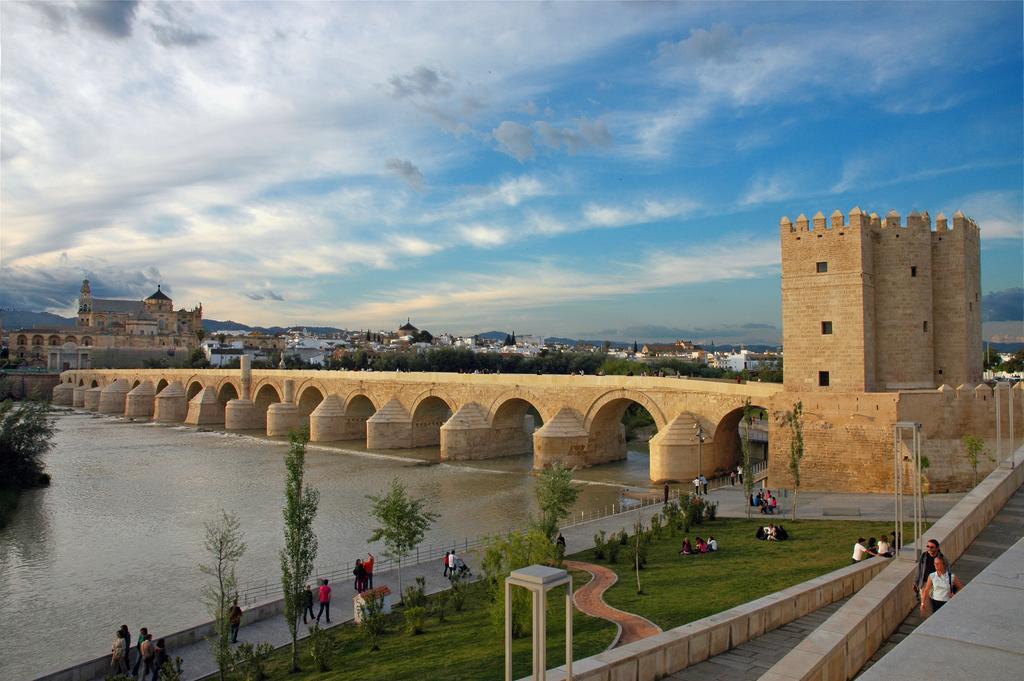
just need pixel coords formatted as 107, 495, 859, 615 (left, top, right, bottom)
564, 560, 662, 646
857, 482, 1024, 676
666, 598, 850, 680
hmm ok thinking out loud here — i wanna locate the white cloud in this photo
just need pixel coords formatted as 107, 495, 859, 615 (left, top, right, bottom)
583, 198, 700, 228
954, 191, 1023, 241
740, 173, 800, 207
457, 224, 509, 247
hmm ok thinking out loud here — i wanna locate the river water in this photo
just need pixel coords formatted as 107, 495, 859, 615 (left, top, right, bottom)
0, 411, 655, 679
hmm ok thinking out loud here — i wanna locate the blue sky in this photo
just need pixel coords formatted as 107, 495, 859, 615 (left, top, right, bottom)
1, 1, 1021, 343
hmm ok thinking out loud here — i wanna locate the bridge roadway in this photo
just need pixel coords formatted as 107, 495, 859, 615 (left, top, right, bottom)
54, 366, 781, 482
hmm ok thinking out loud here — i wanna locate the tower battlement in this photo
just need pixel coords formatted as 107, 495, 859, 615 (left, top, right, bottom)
780, 206, 982, 393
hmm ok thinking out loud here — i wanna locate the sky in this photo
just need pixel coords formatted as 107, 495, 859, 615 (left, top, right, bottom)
1, 1, 1022, 343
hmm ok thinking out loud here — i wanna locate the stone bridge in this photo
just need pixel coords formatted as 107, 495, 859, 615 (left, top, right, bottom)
54, 365, 782, 482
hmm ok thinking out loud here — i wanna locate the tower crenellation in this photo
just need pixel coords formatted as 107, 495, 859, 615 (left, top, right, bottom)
780, 207, 982, 393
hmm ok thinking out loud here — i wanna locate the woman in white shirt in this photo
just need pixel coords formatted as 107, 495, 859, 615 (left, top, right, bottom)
920, 556, 964, 614
874, 537, 892, 557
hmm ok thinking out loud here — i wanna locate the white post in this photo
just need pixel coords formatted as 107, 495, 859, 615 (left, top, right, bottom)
505, 581, 512, 681
537, 589, 547, 676
995, 383, 1002, 465
1010, 385, 1015, 468
565, 585, 573, 681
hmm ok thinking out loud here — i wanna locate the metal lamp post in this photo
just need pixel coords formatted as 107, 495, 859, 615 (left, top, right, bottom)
694, 423, 706, 484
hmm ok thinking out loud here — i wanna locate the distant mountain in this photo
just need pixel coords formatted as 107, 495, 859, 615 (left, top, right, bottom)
0, 310, 76, 329
202, 319, 347, 336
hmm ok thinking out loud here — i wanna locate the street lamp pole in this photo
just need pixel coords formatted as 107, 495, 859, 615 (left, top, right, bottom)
694, 423, 706, 484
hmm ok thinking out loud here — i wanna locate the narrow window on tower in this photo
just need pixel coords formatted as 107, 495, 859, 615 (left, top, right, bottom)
818, 371, 830, 387
816, 261, 828, 273
923, 321, 928, 332
821, 321, 833, 335
911, 265, 917, 277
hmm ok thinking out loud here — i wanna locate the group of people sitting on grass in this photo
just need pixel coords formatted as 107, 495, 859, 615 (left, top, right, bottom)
679, 535, 718, 555
852, 533, 897, 561
751, 489, 779, 514
755, 523, 789, 541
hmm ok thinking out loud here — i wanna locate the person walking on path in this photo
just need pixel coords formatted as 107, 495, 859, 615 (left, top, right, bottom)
920, 556, 963, 614
364, 552, 375, 589
730, 469, 737, 486
151, 638, 169, 681
353, 559, 367, 593
302, 583, 315, 624
737, 464, 743, 485
109, 629, 128, 675
556, 532, 566, 556
915, 538, 946, 595
700, 474, 708, 495
692, 476, 701, 496
663, 481, 670, 504
132, 627, 149, 677
316, 578, 332, 624
228, 599, 243, 643
443, 550, 451, 578
447, 550, 458, 579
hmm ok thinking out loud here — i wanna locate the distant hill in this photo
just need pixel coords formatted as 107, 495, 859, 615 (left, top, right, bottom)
0, 310, 76, 329
203, 319, 347, 336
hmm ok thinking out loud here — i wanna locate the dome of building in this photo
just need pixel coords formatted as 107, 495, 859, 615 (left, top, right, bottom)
146, 285, 171, 302
398, 318, 418, 333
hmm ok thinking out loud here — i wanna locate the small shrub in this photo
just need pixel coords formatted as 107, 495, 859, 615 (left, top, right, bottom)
662, 501, 680, 535
705, 500, 719, 521
650, 513, 663, 539
434, 589, 449, 622
233, 642, 274, 681
629, 536, 649, 569
105, 674, 134, 681
157, 657, 184, 681
404, 576, 427, 608
607, 536, 621, 563
359, 593, 387, 651
690, 496, 705, 525
404, 605, 427, 635
617, 529, 629, 545
449, 573, 467, 612
593, 530, 607, 560
307, 624, 334, 672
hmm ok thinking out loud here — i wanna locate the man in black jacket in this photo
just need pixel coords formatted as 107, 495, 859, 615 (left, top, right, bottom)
915, 538, 946, 595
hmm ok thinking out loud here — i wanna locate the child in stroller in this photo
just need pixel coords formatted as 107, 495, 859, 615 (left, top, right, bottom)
452, 556, 472, 578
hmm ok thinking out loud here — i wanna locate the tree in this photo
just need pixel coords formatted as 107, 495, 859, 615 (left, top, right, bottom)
279, 429, 320, 672
195, 328, 208, 343
534, 463, 580, 538
367, 478, 438, 599
741, 398, 755, 519
785, 401, 804, 520
199, 510, 247, 681
962, 434, 991, 487
0, 400, 55, 490
982, 347, 1001, 370
481, 529, 558, 636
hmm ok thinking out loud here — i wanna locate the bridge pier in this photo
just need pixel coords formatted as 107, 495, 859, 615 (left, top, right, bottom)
83, 386, 102, 411
98, 379, 131, 414
309, 395, 346, 441
186, 386, 224, 425
533, 408, 589, 469
649, 414, 702, 482
154, 381, 187, 422
439, 403, 491, 460
125, 381, 156, 418
224, 399, 262, 430
267, 379, 302, 436
72, 385, 88, 407
366, 399, 412, 449
52, 383, 74, 406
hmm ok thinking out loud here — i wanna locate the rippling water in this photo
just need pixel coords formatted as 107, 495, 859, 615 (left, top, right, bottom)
0, 411, 654, 679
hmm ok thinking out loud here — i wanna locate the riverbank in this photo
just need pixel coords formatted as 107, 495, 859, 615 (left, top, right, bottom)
0, 487, 19, 529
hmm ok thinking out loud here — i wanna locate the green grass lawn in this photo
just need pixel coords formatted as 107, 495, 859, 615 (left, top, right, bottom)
577, 516, 894, 630
257, 570, 615, 681
250, 517, 895, 681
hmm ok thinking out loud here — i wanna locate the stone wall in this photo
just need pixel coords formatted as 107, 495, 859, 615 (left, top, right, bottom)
0, 372, 60, 400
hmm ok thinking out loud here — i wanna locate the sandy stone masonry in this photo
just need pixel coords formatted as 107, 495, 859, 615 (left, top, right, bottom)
52, 207, 1019, 493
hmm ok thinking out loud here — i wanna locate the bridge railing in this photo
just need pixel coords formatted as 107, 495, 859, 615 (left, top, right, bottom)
236, 460, 771, 606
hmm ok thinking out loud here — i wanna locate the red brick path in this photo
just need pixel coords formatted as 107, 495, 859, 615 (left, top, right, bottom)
565, 560, 662, 646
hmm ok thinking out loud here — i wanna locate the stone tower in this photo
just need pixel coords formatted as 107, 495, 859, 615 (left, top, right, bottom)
77, 279, 93, 326
780, 208, 982, 393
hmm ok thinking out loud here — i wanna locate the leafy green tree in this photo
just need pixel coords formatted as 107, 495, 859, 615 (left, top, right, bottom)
200, 510, 247, 681
534, 462, 580, 538
785, 401, 804, 520
367, 478, 438, 599
983, 348, 1002, 370
0, 400, 55, 490
279, 429, 320, 671
741, 398, 755, 519
481, 529, 558, 636
962, 434, 992, 486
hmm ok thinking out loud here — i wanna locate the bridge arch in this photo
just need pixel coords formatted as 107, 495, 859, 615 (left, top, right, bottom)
583, 389, 665, 468
708, 403, 770, 477
186, 380, 204, 401
253, 383, 281, 418
487, 393, 547, 458
90, 379, 99, 388
410, 390, 455, 449
156, 378, 169, 394
217, 381, 240, 405
297, 384, 325, 419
